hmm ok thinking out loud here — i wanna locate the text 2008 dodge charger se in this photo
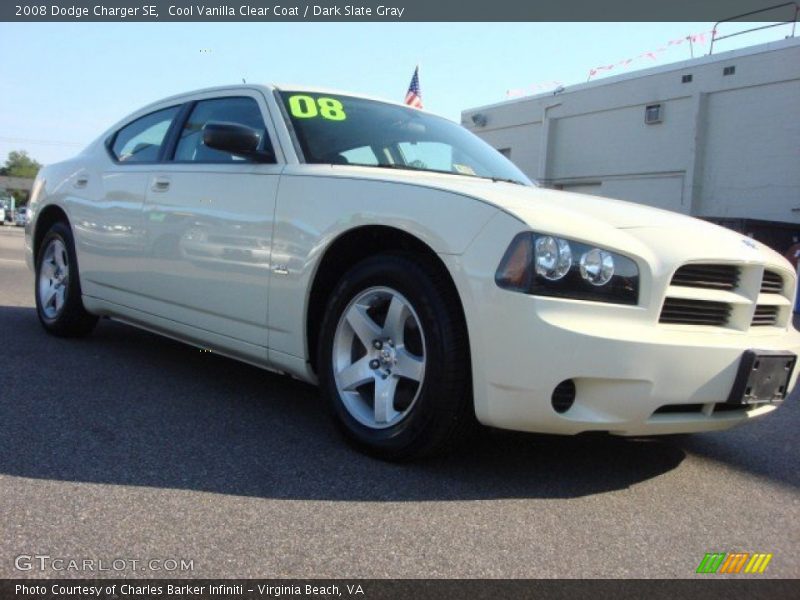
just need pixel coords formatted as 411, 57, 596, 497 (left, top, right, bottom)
25, 85, 800, 459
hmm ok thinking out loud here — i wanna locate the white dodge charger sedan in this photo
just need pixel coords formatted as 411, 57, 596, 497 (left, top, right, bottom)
25, 84, 800, 459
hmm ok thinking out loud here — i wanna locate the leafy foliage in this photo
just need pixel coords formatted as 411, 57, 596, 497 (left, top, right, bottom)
1, 150, 41, 178
0, 150, 41, 206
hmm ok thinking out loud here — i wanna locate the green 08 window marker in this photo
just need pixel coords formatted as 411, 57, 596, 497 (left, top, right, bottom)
288, 95, 347, 121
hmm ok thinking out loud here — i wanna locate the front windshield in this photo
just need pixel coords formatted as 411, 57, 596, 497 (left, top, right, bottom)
278, 91, 532, 186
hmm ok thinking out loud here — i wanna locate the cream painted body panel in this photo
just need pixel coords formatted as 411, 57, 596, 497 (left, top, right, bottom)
267, 164, 498, 366
25, 84, 800, 437
120, 88, 286, 350
137, 163, 281, 348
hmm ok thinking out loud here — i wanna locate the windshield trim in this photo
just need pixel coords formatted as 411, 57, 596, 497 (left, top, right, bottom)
272, 89, 307, 164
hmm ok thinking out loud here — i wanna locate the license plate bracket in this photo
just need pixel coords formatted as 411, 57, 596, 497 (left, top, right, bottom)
727, 350, 796, 404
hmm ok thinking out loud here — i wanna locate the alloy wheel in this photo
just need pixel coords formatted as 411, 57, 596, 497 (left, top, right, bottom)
332, 286, 426, 429
38, 238, 70, 320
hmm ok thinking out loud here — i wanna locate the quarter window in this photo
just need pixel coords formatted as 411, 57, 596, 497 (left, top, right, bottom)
174, 97, 273, 163
111, 106, 180, 163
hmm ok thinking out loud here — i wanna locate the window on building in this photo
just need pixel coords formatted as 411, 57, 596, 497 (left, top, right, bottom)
681, 74, 693, 83
723, 66, 736, 76
644, 104, 663, 124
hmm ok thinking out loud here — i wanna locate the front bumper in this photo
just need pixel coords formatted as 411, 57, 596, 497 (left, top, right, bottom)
446, 215, 800, 437
470, 290, 800, 435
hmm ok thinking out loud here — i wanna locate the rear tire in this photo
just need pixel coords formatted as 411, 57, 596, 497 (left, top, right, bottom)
35, 221, 98, 337
317, 253, 475, 460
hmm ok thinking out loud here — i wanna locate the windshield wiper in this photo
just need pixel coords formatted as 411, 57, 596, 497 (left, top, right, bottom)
343, 162, 527, 186
374, 163, 429, 173
345, 162, 459, 176
483, 175, 525, 186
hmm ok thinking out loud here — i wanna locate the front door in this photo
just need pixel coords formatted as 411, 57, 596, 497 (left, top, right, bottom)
139, 94, 282, 354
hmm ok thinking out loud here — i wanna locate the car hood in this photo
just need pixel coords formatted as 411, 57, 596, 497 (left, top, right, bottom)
329, 165, 693, 229
326, 166, 790, 268
425, 176, 697, 230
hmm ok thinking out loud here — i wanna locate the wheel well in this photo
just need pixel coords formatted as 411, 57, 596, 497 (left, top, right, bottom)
306, 225, 468, 373
33, 205, 70, 263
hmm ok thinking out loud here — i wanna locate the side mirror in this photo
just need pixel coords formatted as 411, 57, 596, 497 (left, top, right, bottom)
202, 122, 274, 163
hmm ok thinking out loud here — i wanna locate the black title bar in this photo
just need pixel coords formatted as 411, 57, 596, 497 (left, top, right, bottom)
3, 0, 799, 22
2, 579, 798, 600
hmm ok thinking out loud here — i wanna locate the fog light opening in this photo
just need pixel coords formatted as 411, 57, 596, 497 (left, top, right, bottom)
551, 379, 576, 414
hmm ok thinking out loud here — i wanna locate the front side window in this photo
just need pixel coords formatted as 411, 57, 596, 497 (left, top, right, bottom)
111, 106, 180, 163
278, 91, 532, 185
174, 96, 273, 163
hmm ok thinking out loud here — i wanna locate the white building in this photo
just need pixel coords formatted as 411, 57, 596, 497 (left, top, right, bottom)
462, 37, 800, 249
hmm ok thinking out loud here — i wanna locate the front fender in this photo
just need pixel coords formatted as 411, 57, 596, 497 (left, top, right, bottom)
267, 169, 499, 369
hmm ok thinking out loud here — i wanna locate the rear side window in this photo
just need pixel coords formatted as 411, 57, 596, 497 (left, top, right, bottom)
111, 106, 180, 163
174, 96, 273, 163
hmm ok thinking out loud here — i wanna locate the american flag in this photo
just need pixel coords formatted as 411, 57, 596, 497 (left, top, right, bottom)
404, 66, 423, 109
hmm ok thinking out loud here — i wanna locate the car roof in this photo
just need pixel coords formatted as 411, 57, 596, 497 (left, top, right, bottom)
135, 83, 439, 118
90, 83, 446, 156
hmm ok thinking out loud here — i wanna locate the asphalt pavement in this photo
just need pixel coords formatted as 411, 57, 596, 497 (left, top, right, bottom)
0, 225, 798, 579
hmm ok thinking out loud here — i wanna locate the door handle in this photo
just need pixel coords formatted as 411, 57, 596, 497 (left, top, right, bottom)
74, 177, 88, 189
151, 177, 171, 192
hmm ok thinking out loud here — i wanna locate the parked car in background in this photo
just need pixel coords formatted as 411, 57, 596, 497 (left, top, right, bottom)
15, 207, 29, 227
24, 84, 800, 459
0, 196, 13, 225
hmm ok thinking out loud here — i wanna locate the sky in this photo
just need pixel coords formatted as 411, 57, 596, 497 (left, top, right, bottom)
0, 20, 794, 165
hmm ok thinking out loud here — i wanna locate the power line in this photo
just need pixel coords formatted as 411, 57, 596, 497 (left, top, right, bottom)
0, 137, 84, 147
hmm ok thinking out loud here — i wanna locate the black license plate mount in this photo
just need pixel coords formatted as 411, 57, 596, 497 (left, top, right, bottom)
727, 350, 796, 405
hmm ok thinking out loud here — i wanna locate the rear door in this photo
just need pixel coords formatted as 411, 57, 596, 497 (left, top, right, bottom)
76, 105, 182, 302
137, 92, 283, 354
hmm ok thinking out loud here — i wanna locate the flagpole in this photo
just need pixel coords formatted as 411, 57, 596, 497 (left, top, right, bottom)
418, 64, 422, 108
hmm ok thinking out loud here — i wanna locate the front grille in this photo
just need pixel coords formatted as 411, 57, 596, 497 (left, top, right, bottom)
760, 270, 783, 294
659, 298, 731, 326
670, 264, 740, 291
751, 305, 779, 327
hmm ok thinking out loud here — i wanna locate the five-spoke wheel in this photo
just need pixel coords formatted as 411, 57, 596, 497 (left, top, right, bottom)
34, 221, 97, 336
333, 286, 426, 429
38, 238, 70, 320
318, 253, 474, 460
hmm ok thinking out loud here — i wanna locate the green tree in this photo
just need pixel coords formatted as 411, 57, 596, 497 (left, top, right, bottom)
2, 150, 41, 178
1, 150, 42, 206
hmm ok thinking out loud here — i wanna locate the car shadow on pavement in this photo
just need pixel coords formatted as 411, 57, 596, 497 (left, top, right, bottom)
0, 306, 703, 501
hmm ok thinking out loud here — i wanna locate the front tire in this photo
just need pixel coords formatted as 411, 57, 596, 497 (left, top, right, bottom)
318, 253, 474, 460
35, 221, 98, 337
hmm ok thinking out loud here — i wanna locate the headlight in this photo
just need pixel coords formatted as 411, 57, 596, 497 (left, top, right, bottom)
579, 248, 614, 286
535, 236, 572, 281
495, 232, 639, 305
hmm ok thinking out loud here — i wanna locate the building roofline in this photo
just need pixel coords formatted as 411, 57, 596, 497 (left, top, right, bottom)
463, 36, 800, 114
